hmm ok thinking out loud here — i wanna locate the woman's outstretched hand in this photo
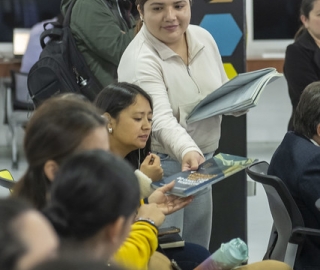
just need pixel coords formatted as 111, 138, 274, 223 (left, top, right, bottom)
148, 181, 193, 215
181, 151, 205, 172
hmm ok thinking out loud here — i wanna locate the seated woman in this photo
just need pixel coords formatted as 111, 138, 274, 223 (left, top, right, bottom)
94, 83, 213, 266
12, 96, 190, 270
94, 82, 163, 198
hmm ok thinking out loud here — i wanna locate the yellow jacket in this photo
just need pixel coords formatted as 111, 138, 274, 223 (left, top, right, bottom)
113, 221, 158, 270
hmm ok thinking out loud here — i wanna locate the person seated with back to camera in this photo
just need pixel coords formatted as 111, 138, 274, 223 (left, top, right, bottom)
10, 95, 193, 270
0, 197, 58, 270
268, 81, 320, 270
43, 149, 161, 269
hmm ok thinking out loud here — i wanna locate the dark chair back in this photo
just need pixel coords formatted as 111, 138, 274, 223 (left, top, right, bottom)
4, 70, 33, 169
246, 161, 306, 266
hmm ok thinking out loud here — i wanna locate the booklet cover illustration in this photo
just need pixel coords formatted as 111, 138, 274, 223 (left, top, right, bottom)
152, 153, 257, 197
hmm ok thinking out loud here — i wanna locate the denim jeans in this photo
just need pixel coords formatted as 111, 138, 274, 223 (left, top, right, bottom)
156, 152, 214, 249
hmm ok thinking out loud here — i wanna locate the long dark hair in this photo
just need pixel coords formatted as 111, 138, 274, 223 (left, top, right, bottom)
295, 0, 317, 40
43, 150, 140, 241
94, 82, 153, 169
13, 96, 106, 210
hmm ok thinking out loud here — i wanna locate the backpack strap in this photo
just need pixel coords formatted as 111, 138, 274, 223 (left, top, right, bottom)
40, 27, 63, 49
40, 0, 77, 49
63, 0, 77, 27
43, 21, 62, 30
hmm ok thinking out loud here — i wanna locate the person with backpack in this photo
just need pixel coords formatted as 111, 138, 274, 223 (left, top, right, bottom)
60, 0, 136, 87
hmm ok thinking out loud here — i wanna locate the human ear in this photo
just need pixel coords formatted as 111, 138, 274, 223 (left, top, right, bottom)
111, 217, 126, 243
316, 123, 320, 137
103, 112, 115, 130
301, 15, 308, 28
103, 112, 112, 122
137, 5, 143, 20
311, 124, 320, 145
43, 160, 59, 182
105, 217, 126, 244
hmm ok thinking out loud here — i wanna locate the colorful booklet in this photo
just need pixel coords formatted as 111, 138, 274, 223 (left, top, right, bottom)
186, 68, 282, 124
151, 153, 257, 197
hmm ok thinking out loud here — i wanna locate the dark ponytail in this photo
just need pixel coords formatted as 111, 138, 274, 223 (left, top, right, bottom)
295, 0, 317, 40
44, 150, 140, 241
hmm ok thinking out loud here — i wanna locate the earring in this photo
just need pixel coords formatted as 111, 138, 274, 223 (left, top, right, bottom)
140, 16, 144, 22
108, 127, 113, 134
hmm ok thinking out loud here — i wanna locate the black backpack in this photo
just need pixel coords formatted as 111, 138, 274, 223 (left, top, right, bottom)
27, 0, 102, 107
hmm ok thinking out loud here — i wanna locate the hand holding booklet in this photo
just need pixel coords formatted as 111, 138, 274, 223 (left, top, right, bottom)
186, 68, 283, 124
151, 153, 257, 197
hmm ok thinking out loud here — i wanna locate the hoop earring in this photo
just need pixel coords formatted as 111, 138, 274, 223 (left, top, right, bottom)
108, 127, 113, 134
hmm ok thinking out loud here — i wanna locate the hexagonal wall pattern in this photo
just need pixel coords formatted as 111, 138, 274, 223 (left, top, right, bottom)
200, 14, 242, 57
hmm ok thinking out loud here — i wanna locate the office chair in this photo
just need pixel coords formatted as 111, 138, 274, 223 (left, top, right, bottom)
4, 70, 34, 169
246, 161, 320, 268
0, 169, 16, 192
0, 176, 15, 190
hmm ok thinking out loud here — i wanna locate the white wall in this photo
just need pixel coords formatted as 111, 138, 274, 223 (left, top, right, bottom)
246, 76, 291, 143
245, 0, 292, 142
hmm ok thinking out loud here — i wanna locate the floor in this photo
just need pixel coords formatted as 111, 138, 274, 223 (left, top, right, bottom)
0, 74, 291, 264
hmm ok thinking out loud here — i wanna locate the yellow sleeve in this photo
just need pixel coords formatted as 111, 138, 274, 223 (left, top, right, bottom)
113, 221, 158, 270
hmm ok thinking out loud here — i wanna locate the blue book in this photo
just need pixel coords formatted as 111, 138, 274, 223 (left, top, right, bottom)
151, 153, 257, 197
